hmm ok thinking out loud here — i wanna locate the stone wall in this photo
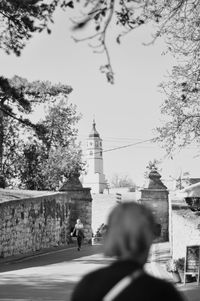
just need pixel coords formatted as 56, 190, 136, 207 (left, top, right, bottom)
0, 189, 92, 258
171, 206, 200, 260
140, 169, 169, 242
140, 189, 169, 242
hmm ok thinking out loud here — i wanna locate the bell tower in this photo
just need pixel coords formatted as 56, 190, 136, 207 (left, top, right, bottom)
83, 120, 107, 193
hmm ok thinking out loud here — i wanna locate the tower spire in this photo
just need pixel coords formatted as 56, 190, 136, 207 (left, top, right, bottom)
93, 115, 96, 128
89, 118, 99, 138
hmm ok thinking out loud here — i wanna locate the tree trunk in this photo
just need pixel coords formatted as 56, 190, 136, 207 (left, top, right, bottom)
0, 108, 5, 188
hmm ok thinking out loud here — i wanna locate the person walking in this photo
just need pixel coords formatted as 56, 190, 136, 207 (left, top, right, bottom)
71, 219, 84, 251
71, 202, 185, 301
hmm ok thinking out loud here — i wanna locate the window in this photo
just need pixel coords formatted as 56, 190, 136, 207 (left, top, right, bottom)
90, 151, 93, 156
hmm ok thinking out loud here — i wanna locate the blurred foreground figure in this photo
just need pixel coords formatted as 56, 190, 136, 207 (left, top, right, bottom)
71, 202, 184, 301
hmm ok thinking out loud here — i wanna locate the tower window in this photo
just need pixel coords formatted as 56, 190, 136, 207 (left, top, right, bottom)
100, 151, 102, 156
90, 142, 93, 146
90, 151, 93, 156
95, 141, 98, 147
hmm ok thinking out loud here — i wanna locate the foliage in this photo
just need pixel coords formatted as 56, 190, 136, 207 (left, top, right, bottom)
146, 159, 160, 172
68, 1, 200, 84
166, 259, 178, 273
17, 141, 47, 190
155, 67, 200, 154
175, 257, 185, 271
0, 0, 61, 56
40, 145, 84, 190
36, 98, 80, 151
0, 75, 73, 187
2, 1, 200, 154
0, 75, 72, 122
94, 223, 108, 238
18, 99, 84, 191
166, 257, 185, 273
144, 159, 161, 178
110, 173, 135, 188
175, 171, 190, 190
0, 1, 197, 85
2, 117, 23, 187
69, 1, 200, 155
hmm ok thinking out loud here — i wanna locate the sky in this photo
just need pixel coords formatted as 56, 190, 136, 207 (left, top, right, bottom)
1, 7, 200, 187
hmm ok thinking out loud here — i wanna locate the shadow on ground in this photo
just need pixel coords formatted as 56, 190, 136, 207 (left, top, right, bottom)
0, 245, 104, 273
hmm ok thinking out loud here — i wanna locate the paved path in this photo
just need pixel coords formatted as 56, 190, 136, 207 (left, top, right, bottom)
0, 243, 199, 301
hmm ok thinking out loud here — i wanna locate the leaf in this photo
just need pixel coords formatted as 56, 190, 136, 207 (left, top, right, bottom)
66, 1, 74, 8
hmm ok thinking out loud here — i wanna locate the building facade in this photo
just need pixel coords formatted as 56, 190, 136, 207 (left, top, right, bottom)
83, 120, 107, 193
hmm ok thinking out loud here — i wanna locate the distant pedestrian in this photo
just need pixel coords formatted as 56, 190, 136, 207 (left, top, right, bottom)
71, 202, 185, 301
71, 219, 84, 251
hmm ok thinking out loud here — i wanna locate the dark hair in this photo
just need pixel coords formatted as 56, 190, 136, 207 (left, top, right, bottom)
104, 202, 155, 265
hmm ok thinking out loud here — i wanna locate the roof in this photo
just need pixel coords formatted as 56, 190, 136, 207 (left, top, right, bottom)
180, 182, 200, 197
89, 120, 100, 138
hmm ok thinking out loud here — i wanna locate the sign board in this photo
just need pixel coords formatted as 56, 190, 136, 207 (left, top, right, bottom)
116, 193, 122, 203
184, 245, 200, 284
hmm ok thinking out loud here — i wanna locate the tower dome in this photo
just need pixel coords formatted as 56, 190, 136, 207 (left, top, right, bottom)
89, 120, 100, 138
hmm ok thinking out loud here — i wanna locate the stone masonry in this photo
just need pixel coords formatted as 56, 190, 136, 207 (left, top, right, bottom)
140, 169, 169, 242
0, 175, 92, 258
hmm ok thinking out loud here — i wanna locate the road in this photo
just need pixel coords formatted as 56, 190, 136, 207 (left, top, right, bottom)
0, 243, 199, 301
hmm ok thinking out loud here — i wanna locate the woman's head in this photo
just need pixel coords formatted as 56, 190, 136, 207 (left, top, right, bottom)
104, 202, 155, 265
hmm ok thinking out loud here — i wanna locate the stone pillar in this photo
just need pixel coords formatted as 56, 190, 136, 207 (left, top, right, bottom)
59, 172, 93, 244
140, 169, 169, 242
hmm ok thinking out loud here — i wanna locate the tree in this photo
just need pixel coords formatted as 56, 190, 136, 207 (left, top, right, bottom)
1, 1, 200, 154
144, 159, 161, 179
17, 141, 47, 190
0, 0, 60, 56
176, 171, 190, 190
155, 64, 200, 154
1, 1, 196, 84
0, 75, 72, 187
18, 99, 84, 191
36, 98, 80, 152
110, 173, 135, 188
2, 116, 23, 187
69, 1, 200, 154
40, 145, 84, 190
69, 0, 200, 84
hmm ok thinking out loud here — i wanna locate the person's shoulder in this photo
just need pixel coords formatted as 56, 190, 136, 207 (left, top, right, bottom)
71, 265, 110, 301
141, 274, 184, 300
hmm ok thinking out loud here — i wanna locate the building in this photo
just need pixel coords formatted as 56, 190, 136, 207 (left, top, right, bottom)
82, 120, 107, 193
